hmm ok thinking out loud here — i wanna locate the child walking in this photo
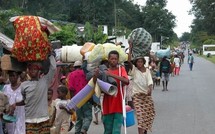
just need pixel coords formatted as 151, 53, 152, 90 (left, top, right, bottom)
53, 86, 72, 134
48, 88, 55, 126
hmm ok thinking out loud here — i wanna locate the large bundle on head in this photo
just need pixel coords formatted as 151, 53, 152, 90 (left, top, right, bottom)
155, 46, 171, 58
11, 16, 60, 62
61, 45, 83, 63
87, 43, 128, 64
128, 28, 152, 58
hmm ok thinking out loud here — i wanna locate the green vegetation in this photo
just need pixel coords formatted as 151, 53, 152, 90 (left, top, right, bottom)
201, 55, 215, 64
1, 0, 215, 47
0, 0, 178, 45
188, 0, 215, 46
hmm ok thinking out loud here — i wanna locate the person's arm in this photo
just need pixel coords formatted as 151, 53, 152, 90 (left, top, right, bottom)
68, 73, 75, 98
93, 68, 99, 84
70, 90, 75, 98
106, 67, 129, 85
16, 100, 25, 106
146, 69, 153, 96
106, 72, 129, 85
147, 84, 153, 96
127, 40, 133, 70
44, 55, 57, 83
59, 105, 73, 115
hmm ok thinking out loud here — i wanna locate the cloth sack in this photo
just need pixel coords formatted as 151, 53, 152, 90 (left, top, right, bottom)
11, 16, 51, 61
128, 28, 152, 58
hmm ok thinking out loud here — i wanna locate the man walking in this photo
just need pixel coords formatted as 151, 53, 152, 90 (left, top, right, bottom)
160, 56, 171, 91
188, 52, 194, 71
102, 50, 129, 134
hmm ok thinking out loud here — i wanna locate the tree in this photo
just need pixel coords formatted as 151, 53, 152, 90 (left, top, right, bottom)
190, 0, 215, 46
0, 9, 23, 38
142, 0, 176, 42
49, 23, 78, 45
180, 32, 191, 42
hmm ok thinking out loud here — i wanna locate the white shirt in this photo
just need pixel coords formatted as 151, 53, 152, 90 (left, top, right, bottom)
128, 65, 153, 95
174, 57, 181, 67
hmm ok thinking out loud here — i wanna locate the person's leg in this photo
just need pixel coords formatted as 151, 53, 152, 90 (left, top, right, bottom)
152, 79, 155, 89
61, 120, 70, 134
0, 121, 3, 134
161, 73, 165, 91
81, 102, 93, 133
162, 81, 165, 91
189, 63, 192, 71
166, 81, 168, 91
102, 114, 114, 134
174, 67, 177, 75
144, 130, 147, 134
178, 67, 180, 75
191, 63, 193, 71
93, 104, 101, 124
158, 78, 160, 85
138, 127, 145, 134
112, 113, 123, 134
155, 78, 158, 86
75, 107, 84, 134
55, 118, 62, 134
165, 73, 169, 91
5, 122, 15, 134
175, 67, 178, 75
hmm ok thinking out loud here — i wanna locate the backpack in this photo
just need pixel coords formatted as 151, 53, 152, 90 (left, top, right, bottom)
161, 60, 170, 73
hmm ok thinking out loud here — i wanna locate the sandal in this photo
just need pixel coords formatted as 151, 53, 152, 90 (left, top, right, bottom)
93, 121, 98, 125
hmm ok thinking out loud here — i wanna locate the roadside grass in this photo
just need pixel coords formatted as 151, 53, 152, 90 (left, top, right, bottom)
199, 55, 215, 64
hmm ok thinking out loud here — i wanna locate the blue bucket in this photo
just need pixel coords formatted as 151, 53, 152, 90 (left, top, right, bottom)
124, 109, 135, 127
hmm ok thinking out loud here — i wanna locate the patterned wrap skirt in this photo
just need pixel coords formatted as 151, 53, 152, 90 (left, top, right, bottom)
132, 93, 155, 131
26, 120, 50, 134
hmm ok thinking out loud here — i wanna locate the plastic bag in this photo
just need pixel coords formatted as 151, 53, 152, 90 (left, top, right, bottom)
103, 43, 128, 63
88, 44, 104, 63
155, 47, 171, 58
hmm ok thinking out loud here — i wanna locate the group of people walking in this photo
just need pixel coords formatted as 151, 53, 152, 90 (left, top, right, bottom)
0, 42, 196, 134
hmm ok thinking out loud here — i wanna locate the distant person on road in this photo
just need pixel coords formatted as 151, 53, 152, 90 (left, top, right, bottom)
173, 55, 181, 76
187, 52, 194, 71
128, 42, 155, 134
160, 56, 171, 91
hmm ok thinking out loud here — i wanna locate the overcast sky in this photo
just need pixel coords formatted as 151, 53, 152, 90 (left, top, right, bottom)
133, 0, 195, 37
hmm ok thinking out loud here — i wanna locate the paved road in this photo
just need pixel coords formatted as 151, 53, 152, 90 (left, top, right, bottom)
69, 54, 215, 134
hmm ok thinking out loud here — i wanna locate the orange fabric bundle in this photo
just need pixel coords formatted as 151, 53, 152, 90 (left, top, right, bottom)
12, 16, 51, 62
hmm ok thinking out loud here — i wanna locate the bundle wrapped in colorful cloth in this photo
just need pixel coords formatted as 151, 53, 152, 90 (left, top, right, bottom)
10, 16, 60, 62
128, 28, 152, 58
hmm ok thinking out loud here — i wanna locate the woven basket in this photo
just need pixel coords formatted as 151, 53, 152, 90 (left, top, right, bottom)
1, 55, 27, 71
